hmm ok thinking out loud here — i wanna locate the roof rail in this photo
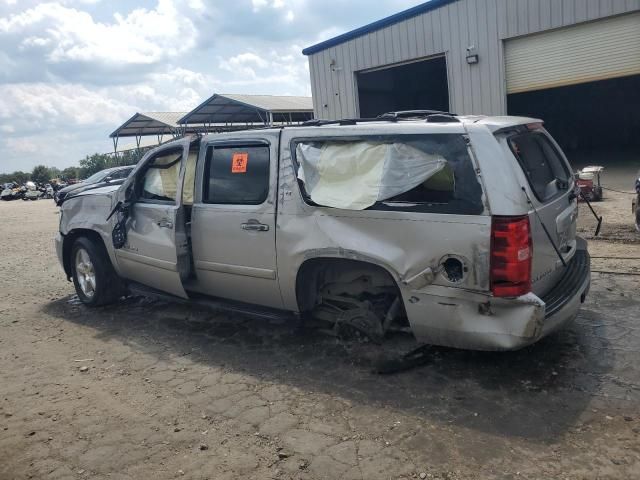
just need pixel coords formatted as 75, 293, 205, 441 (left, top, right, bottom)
301, 117, 384, 127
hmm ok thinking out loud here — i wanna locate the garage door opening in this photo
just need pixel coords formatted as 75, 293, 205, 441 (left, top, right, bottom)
508, 75, 640, 175
357, 56, 449, 118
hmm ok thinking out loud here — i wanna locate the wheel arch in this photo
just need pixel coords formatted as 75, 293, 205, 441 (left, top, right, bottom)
294, 256, 402, 313
62, 229, 108, 280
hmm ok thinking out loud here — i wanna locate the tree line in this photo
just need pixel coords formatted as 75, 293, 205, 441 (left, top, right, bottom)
0, 149, 145, 185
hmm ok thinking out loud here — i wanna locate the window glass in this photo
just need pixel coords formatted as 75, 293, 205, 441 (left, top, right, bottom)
113, 168, 130, 180
293, 134, 483, 215
203, 145, 270, 205
508, 132, 569, 202
140, 150, 182, 203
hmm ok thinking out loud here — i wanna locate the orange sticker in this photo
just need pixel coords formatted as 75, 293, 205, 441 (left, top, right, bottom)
231, 152, 248, 173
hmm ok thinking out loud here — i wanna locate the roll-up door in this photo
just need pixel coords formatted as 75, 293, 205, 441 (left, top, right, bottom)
505, 12, 640, 94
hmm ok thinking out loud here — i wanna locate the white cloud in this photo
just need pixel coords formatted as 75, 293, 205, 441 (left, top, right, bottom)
0, 0, 196, 67
0, 83, 133, 127
252, 0, 288, 12
5, 137, 40, 154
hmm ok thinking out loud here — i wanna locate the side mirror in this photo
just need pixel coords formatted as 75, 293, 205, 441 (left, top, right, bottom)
104, 176, 113, 183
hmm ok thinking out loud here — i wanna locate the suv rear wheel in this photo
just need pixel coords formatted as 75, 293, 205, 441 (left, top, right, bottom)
71, 236, 122, 306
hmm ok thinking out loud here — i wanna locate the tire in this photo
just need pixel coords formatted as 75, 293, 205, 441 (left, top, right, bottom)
71, 236, 123, 306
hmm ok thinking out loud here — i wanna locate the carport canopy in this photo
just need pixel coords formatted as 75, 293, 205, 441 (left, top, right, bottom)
178, 94, 314, 125
110, 112, 188, 138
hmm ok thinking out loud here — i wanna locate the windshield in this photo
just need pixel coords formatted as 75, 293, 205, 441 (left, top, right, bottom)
82, 171, 108, 184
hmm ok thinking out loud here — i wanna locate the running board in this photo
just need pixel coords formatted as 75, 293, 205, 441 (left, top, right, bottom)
127, 282, 297, 322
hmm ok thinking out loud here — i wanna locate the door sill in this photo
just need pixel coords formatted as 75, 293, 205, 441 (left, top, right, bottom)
127, 281, 297, 322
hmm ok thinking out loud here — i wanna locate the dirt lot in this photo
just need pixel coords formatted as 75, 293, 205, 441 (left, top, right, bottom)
1, 193, 639, 480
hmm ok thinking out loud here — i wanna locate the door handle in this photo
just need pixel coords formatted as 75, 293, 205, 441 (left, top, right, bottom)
157, 219, 174, 229
241, 222, 269, 232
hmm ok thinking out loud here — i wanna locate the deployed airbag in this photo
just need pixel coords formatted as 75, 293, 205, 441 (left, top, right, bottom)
296, 141, 447, 210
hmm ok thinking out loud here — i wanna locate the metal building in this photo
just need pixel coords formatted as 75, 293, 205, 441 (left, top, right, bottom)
303, 0, 639, 153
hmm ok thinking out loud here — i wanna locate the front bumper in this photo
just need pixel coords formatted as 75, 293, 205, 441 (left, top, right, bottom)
55, 232, 64, 270
404, 238, 591, 351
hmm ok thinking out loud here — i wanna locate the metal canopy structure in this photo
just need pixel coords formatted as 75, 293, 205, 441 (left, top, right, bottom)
108, 95, 314, 156
109, 112, 190, 153
178, 94, 314, 126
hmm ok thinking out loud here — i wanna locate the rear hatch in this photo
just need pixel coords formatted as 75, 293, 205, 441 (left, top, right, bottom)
502, 127, 577, 297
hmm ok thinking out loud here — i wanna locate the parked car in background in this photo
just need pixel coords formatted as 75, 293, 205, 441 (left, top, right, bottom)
1, 182, 24, 201
54, 166, 134, 206
55, 113, 590, 351
23, 181, 44, 201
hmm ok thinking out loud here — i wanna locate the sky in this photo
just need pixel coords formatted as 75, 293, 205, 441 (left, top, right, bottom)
0, 0, 426, 173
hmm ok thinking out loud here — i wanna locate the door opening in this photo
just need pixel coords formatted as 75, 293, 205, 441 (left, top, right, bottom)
357, 56, 449, 118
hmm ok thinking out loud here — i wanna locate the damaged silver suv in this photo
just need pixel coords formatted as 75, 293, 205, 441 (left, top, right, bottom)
55, 112, 590, 350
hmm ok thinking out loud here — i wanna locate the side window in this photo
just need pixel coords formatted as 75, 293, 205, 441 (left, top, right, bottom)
139, 149, 182, 203
203, 144, 270, 205
508, 132, 570, 202
293, 134, 483, 215
113, 169, 129, 180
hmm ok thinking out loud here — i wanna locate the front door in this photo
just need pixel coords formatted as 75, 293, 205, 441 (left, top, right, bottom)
190, 135, 282, 308
115, 139, 193, 298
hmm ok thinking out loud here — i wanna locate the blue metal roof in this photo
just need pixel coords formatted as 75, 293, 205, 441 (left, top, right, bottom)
302, 0, 458, 56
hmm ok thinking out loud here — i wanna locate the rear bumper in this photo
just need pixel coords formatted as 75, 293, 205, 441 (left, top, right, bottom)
404, 238, 590, 351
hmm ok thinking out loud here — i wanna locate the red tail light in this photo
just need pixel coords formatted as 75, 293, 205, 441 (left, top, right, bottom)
490, 216, 532, 297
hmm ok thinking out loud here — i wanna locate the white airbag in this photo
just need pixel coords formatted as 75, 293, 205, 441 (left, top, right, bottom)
297, 141, 446, 210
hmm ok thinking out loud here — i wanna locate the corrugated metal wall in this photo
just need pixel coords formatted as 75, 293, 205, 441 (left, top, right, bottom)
307, 0, 640, 119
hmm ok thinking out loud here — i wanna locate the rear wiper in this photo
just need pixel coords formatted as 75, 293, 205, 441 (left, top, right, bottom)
521, 187, 567, 268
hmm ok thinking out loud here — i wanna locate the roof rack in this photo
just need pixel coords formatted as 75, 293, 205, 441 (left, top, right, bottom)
377, 110, 460, 123
300, 110, 460, 128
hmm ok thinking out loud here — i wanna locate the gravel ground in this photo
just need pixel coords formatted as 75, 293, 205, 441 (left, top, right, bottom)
0, 197, 639, 480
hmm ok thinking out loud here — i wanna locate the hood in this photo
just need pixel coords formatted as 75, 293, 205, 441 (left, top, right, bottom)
58, 182, 89, 194
61, 183, 121, 205
71, 183, 121, 197
61, 180, 125, 201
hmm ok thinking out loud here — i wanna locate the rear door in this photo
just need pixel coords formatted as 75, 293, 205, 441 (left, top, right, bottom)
504, 128, 577, 296
115, 138, 193, 298
190, 133, 282, 309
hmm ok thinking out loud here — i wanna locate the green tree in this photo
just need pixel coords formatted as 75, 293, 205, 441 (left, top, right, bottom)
31, 165, 51, 184
61, 167, 79, 181
48, 166, 61, 179
78, 153, 113, 178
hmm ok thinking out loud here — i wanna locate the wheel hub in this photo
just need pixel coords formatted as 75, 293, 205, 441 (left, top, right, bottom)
75, 248, 96, 299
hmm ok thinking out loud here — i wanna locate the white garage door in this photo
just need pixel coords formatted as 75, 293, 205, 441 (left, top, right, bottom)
505, 12, 640, 94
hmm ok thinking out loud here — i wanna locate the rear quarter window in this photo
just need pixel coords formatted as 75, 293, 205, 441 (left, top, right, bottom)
508, 131, 570, 202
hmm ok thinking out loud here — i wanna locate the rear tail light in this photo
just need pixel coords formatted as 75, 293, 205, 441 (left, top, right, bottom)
490, 215, 532, 297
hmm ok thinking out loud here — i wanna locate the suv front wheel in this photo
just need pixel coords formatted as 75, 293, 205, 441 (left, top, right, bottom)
71, 237, 122, 306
